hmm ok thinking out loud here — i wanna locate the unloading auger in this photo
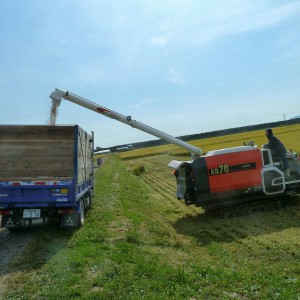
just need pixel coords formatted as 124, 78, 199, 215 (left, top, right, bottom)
50, 88, 201, 159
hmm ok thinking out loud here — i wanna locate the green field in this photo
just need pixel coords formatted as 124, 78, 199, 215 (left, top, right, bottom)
1, 124, 300, 299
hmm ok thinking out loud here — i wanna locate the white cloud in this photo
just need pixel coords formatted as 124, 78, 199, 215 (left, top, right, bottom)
166, 67, 185, 85
130, 98, 156, 109
230, 2, 300, 33
159, 2, 300, 46
149, 36, 169, 47
270, 48, 300, 67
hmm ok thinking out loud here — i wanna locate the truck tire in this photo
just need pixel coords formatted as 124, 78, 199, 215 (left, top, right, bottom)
78, 199, 85, 227
86, 193, 93, 209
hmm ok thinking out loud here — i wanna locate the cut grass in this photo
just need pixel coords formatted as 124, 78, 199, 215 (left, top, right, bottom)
2, 153, 300, 300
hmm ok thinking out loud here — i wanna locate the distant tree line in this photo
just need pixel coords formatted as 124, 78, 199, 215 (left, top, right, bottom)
95, 118, 300, 153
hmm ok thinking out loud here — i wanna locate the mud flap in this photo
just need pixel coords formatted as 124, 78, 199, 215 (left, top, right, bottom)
1, 215, 19, 229
60, 213, 79, 228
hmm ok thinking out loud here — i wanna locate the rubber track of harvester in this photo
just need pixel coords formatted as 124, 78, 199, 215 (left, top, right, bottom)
214, 196, 292, 218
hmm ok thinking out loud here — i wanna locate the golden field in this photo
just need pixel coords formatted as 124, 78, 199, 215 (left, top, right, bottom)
117, 123, 300, 160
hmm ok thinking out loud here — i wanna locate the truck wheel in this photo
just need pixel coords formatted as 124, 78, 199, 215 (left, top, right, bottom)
87, 194, 93, 209
78, 199, 85, 227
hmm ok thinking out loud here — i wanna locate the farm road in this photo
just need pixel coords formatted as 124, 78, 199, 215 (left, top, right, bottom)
0, 227, 34, 275
0, 226, 35, 298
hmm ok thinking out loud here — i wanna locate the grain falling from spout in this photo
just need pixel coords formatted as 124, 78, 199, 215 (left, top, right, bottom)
49, 99, 60, 125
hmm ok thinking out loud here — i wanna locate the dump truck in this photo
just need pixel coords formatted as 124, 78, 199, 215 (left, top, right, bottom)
0, 125, 94, 229
50, 89, 300, 216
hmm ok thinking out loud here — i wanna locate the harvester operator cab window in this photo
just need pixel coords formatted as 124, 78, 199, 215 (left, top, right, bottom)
262, 149, 273, 167
262, 148, 284, 170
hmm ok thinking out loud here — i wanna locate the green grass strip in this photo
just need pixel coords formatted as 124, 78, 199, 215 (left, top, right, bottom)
3, 155, 300, 300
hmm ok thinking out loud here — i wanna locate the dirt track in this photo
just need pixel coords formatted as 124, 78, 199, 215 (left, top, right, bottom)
0, 226, 34, 297
0, 164, 103, 298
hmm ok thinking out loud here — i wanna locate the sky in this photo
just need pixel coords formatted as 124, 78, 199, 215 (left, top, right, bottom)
1, 0, 299, 148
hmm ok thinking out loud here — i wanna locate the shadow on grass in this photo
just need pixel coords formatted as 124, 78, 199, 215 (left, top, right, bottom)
173, 197, 300, 246
0, 222, 76, 276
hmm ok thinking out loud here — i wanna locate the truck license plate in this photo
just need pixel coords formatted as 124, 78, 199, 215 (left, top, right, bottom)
23, 209, 41, 218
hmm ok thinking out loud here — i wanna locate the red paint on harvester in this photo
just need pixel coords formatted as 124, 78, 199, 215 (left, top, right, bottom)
97, 107, 108, 113
206, 149, 263, 193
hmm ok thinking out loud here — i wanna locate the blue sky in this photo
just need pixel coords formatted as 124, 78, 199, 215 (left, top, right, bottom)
1, 1, 299, 148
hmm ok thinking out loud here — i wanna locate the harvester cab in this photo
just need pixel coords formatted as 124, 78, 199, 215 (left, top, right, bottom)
50, 88, 300, 215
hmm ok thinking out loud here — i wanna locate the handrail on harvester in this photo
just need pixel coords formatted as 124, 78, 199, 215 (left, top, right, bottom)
50, 88, 202, 158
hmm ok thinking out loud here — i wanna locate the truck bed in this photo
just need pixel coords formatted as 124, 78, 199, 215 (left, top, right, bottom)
0, 125, 94, 228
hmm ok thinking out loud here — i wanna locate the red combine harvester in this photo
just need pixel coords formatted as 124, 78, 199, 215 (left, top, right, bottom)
169, 145, 300, 215
50, 89, 300, 215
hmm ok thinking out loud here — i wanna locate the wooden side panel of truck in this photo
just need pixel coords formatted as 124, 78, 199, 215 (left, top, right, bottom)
0, 125, 74, 179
